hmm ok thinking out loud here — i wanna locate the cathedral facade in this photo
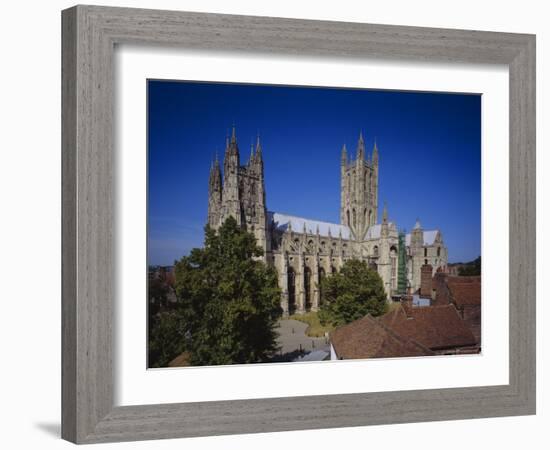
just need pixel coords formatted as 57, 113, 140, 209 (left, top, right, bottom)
207, 127, 448, 316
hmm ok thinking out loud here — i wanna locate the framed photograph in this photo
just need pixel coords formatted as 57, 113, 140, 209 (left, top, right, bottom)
62, 5, 535, 444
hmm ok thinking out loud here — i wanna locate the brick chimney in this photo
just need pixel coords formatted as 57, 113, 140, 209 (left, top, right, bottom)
420, 264, 433, 297
401, 295, 413, 314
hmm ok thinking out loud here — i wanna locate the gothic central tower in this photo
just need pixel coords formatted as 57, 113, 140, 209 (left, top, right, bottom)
340, 132, 379, 240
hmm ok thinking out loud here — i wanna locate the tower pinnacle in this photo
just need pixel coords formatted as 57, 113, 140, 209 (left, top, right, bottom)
357, 130, 365, 160
341, 144, 348, 164
255, 133, 262, 159
225, 124, 239, 159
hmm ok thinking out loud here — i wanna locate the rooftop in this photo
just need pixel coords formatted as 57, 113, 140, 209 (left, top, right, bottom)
412, 295, 431, 307
364, 223, 396, 240
446, 276, 481, 307
405, 230, 439, 246
294, 350, 330, 362
269, 211, 441, 247
379, 304, 477, 350
330, 315, 434, 360
269, 211, 352, 239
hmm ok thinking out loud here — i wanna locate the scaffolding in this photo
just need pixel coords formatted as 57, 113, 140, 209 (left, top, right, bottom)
397, 231, 407, 295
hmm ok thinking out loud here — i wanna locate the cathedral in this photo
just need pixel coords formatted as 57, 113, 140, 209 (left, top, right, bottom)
207, 127, 448, 316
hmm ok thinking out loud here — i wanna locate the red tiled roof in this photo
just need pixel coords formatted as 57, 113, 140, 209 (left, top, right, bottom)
330, 315, 434, 360
446, 276, 481, 307
379, 304, 477, 351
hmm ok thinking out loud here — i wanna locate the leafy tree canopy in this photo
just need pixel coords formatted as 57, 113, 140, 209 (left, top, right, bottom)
173, 216, 282, 366
148, 310, 188, 368
148, 269, 179, 367
458, 256, 481, 276
318, 259, 387, 327
148, 271, 170, 316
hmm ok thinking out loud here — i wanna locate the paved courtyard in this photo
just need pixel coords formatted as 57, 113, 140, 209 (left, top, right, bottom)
270, 319, 330, 362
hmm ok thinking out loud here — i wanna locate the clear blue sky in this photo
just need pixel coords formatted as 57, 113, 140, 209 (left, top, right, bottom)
148, 80, 481, 266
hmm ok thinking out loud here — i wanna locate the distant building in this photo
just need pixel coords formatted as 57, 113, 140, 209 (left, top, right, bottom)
148, 265, 177, 304
411, 295, 431, 307
149, 265, 176, 286
207, 127, 448, 315
447, 257, 481, 277
447, 264, 463, 276
294, 350, 331, 362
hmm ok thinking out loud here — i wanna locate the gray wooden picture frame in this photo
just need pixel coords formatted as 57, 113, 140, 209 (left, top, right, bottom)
61, 4, 536, 444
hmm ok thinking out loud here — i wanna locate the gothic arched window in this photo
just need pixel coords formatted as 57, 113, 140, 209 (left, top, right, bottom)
346, 210, 350, 226
352, 209, 357, 228
304, 267, 312, 311
373, 245, 379, 257
424, 248, 428, 257
390, 246, 398, 290
437, 247, 441, 257
287, 267, 296, 315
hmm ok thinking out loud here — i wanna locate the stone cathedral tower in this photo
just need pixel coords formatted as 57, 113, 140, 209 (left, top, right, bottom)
207, 154, 222, 227
207, 127, 270, 256
340, 132, 379, 240
206, 127, 448, 309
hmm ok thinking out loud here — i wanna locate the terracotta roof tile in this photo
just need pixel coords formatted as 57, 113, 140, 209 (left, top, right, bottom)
330, 315, 434, 360
446, 276, 481, 307
379, 304, 477, 351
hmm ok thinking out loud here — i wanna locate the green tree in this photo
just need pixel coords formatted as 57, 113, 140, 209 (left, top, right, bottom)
458, 256, 481, 276
148, 269, 177, 367
148, 310, 188, 368
318, 259, 387, 327
148, 270, 170, 317
173, 216, 282, 366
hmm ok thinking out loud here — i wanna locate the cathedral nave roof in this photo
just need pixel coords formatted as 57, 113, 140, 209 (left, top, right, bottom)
269, 212, 351, 239
364, 223, 396, 240
405, 230, 439, 246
